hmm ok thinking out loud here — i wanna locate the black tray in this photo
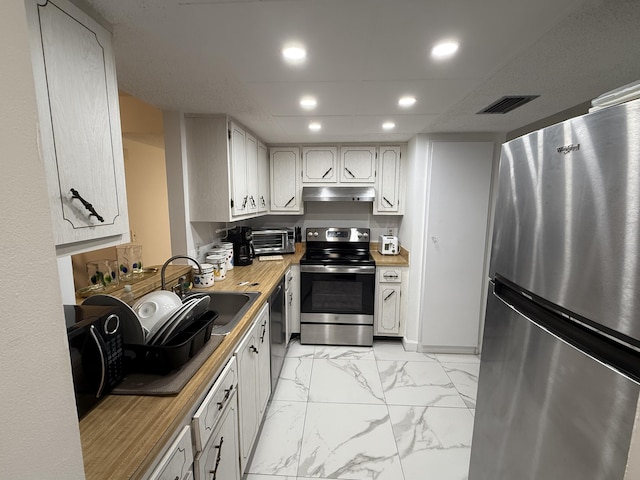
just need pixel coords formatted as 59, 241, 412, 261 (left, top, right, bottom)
124, 310, 218, 375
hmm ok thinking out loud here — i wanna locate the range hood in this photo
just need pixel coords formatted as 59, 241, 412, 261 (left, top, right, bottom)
302, 186, 375, 202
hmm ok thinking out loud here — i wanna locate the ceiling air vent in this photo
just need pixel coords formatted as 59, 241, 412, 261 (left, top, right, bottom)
478, 95, 539, 114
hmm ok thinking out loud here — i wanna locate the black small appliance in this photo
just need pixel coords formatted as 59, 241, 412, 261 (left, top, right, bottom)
227, 226, 255, 266
65, 304, 124, 418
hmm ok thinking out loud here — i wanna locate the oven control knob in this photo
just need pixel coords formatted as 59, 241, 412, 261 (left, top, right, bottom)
363, 232, 369, 238
307, 231, 313, 237
313, 231, 319, 237
357, 232, 363, 238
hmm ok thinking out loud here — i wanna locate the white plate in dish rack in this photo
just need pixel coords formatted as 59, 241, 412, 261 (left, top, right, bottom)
157, 296, 211, 345
146, 298, 198, 345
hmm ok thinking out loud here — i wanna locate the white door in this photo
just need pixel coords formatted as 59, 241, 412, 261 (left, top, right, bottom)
340, 146, 376, 183
375, 146, 401, 213
376, 285, 401, 335
257, 142, 269, 212
302, 147, 338, 183
230, 122, 248, 216
255, 304, 271, 419
421, 142, 494, 349
235, 324, 258, 471
270, 147, 301, 213
27, 0, 129, 246
245, 132, 259, 213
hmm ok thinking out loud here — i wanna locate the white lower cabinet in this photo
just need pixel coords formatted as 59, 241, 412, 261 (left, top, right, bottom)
192, 357, 240, 480
374, 267, 407, 336
288, 266, 301, 334
234, 303, 271, 473
194, 392, 240, 480
148, 425, 194, 480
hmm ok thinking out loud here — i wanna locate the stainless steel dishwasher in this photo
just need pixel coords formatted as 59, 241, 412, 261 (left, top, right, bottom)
269, 277, 287, 390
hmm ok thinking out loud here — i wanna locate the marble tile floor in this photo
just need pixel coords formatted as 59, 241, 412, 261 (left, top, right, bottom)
245, 338, 480, 480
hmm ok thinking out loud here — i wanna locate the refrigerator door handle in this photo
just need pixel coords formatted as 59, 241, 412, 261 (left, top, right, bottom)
492, 280, 640, 384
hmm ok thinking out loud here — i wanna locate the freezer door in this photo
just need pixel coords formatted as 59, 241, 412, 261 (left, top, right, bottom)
469, 290, 639, 480
490, 99, 640, 342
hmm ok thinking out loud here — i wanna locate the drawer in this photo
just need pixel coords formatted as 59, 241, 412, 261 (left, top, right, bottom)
148, 425, 193, 480
379, 268, 402, 283
192, 357, 238, 451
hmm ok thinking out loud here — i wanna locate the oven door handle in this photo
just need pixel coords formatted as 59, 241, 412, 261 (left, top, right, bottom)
301, 265, 376, 274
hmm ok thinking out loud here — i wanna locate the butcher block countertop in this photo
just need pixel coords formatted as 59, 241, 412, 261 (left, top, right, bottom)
78, 241, 408, 479
370, 243, 410, 266
79, 246, 305, 480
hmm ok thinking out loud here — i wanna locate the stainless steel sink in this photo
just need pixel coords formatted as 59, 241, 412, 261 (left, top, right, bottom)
185, 291, 261, 335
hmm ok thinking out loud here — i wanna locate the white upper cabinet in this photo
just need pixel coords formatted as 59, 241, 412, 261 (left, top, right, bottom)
374, 145, 403, 215
185, 115, 268, 222
302, 146, 338, 183
244, 131, 259, 214
230, 122, 249, 216
257, 142, 269, 213
270, 146, 303, 214
25, 0, 129, 253
340, 146, 376, 183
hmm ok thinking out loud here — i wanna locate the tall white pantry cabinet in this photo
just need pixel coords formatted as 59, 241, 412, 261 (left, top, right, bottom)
25, 0, 130, 254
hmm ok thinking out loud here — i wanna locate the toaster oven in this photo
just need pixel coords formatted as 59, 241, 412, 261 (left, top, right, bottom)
252, 228, 295, 255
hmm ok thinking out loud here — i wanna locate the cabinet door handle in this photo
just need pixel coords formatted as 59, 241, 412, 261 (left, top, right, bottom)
383, 196, 394, 207
383, 274, 399, 280
384, 290, 396, 301
242, 196, 248, 208
250, 196, 256, 208
284, 196, 295, 207
344, 167, 355, 178
260, 195, 266, 207
250, 345, 259, 354
70, 188, 105, 222
217, 385, 233, 410
322, 167, 333, 178
260, 324, 267, 343
209, 436, 224, 480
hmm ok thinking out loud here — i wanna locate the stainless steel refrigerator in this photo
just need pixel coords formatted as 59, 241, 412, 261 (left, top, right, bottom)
469, 98, 640, 479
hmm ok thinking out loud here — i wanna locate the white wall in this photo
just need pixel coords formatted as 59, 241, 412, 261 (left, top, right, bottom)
0, 2, 85, 478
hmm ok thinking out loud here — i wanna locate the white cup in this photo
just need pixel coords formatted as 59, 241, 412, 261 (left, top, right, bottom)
221, 242, 234, 270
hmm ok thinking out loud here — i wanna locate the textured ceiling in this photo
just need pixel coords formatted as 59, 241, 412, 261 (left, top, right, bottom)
84, 0, 640, 143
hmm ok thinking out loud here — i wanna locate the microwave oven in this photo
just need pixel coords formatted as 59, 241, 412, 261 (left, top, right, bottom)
65, 304, 124, 418
252, 228, 295, 255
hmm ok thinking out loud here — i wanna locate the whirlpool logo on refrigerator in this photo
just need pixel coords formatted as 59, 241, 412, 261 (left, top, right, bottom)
557, 143, 581, 155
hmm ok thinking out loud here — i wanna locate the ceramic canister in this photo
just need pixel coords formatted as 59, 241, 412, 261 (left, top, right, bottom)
192, 263, 215, 287
221, 242, 234, 270
206, 254, 227, 281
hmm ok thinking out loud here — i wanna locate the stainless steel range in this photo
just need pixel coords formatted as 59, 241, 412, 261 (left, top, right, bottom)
300, 227, 376, 346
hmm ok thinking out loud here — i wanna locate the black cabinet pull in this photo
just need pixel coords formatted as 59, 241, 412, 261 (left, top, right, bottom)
260, 324, 267, 343
209, 436, 224, 480
250, 344, 259, 354
345, 167, 355, 178
384, 290, 396, 301
70, 188, 104, 222
242, 196, 248, 208
260, 196, 266, 207
322, 167, 333, 178
284, 196, 295, 207
216, 385, 233, 410
383, 196, 394, 207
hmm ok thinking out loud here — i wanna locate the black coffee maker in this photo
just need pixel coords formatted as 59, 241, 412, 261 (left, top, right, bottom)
227, 226, 255, 266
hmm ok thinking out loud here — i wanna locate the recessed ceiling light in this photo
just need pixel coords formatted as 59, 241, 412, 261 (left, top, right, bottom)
300, 96, 317, 109
398, 96, 417, 108
308, 121, 322, 131
282, 44, 306, 64
382, 121, 396, 130
431, 41, 459, 59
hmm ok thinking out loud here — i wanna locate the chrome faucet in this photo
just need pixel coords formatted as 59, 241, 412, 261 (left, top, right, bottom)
160, 255, 203, 294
